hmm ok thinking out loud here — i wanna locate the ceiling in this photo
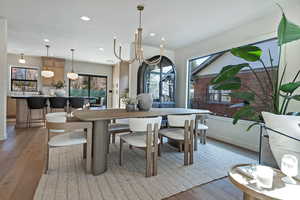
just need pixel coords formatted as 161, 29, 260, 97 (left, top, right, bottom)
0, 0, 280, 64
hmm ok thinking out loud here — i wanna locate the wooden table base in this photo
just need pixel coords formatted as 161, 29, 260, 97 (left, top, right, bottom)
244, 193, 260, 200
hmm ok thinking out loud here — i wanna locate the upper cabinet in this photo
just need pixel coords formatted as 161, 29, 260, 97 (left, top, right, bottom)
137, 56, 176, 108
41, 57, 65, 86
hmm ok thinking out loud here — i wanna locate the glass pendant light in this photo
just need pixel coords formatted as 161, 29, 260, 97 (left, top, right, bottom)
67, 49, 78, 80
41, 45, 54, 78
18, 53, 26, 64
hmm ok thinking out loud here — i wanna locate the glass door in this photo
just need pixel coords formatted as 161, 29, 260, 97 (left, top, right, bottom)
69, 74, 107, 108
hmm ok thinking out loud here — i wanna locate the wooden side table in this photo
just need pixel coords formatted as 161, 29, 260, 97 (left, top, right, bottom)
229, 164, 300, 200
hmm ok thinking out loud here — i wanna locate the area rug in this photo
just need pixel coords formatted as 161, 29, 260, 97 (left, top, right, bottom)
34, 139, 256, 200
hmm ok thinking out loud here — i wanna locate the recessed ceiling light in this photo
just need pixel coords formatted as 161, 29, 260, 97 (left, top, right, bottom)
80, 16, 91, 21
150, 33, 156, 37
44, 39, 50, 43
99, 47, 104, 51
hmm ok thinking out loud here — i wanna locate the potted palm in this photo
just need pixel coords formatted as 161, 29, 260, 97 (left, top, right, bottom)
210, 7, 300, 169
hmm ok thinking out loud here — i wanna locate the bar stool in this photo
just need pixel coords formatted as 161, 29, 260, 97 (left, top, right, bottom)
49, 97, 67, 112
119, 117, 162, 177
69, 97, 85, 112
27, 97, 47, 127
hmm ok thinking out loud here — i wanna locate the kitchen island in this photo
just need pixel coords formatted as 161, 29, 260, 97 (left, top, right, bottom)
9, 95, 93, 128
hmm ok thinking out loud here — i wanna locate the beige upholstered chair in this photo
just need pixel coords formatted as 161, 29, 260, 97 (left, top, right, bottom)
194, 114, 209, 150
119, 117, 162, 177
109, 118, 130, 144
45, 112, 92, 174
159, 114, 195, 165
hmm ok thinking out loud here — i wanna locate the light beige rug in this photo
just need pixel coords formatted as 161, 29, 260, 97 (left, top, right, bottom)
34, 139, 256, 200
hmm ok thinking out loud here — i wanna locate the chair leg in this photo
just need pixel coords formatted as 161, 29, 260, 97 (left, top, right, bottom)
44, 146, 49, 174
204, 131, 207, 144
83, 143, 87, 159
86, 128, 92, 173
119, 138, 124, 166
146, 148, 152, 177
194, 131, 198, 151
112, 133, 116, 144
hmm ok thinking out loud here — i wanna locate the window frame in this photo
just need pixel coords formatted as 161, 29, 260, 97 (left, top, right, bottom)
10, 66, 39, 92
68, 74, 108, 107
207, 85, 231, 104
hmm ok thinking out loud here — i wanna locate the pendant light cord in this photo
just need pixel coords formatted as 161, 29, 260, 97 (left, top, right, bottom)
71, 49, 75, 73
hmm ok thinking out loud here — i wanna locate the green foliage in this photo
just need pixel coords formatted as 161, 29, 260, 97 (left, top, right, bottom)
212, 77, 241, 90
211, 63, 248, 84
230, 92, 255, 102
231, 46, 262, 62
278, 14, 300, 45
279, 81, 300, 93
209, 8, 300, 130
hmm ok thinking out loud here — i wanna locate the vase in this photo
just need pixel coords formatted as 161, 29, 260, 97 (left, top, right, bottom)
55, 88, 66, 97
126, 104, 136, 112
262, 112, 300, 179
137, 93, 153, 111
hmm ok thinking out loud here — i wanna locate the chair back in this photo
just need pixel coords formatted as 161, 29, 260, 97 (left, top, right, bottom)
46, 112, 67, 133
49, 97, 67, 109
167, 114, 196, 128
27, 97, 47, 109
69, 97, 85, 109
129, 117, 162, 132
197, 114, 209, 124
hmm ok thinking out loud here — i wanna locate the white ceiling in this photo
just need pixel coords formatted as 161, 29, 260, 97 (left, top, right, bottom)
0, 0, 279, 64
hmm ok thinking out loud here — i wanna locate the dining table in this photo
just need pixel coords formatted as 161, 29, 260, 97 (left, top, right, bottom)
73, 108, 211, 176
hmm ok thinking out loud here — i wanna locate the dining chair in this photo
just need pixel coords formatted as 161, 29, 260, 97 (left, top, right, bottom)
119, 117, 162, 177
109, 118, 130, 144
69, 97, 85, 112
159, 114, 195, 166
45, 112, 92, 174
194, 114, 209, 150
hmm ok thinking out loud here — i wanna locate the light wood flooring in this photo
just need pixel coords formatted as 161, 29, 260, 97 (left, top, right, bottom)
0, 124, 257, 200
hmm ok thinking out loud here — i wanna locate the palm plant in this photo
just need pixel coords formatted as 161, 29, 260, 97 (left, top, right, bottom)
210, 8, 300, 129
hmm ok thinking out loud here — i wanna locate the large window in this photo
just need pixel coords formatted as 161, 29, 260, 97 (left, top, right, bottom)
11, 67, 38, 92
69, 74, 107, 107
207, 86, 231, 104
188, 38, 279, 117
137, 56, 176, 108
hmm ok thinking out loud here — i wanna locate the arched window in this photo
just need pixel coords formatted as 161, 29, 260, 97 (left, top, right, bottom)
137, 56, 176, 108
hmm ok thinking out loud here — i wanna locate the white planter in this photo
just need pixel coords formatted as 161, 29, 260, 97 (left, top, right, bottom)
55, 88, 66, 97
262, 112, 300, 177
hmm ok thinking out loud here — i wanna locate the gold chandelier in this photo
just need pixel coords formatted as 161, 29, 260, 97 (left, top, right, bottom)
113, 5, 165, 65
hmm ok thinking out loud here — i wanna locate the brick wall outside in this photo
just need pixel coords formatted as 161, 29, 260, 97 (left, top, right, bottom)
191, 69, 276, 118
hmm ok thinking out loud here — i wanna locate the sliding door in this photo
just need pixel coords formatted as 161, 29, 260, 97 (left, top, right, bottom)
69, 74, 107, 107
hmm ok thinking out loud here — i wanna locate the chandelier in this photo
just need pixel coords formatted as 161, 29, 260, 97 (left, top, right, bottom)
67, 49, 79, 80
41, 45, 54, 78
113, 5, 165, 65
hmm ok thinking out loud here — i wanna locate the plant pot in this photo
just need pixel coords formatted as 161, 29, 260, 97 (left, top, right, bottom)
126, 104, 136, 112
55, 88, 66, 97
137, 93, 153, 111
262, 112, 300, 178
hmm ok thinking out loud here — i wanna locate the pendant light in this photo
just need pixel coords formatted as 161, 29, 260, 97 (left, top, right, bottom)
41, 45, 54, 78
18, 53, 26, 64
67, 49, 78, 80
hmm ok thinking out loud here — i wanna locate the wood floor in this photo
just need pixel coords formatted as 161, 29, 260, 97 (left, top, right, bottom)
0, 124, 252, 200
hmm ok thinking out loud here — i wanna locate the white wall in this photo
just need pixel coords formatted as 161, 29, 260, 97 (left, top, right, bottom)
64, 60, 113, 108
128, 44, 175, 98
0, 18, 7, 140
207, 115, 260, 152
